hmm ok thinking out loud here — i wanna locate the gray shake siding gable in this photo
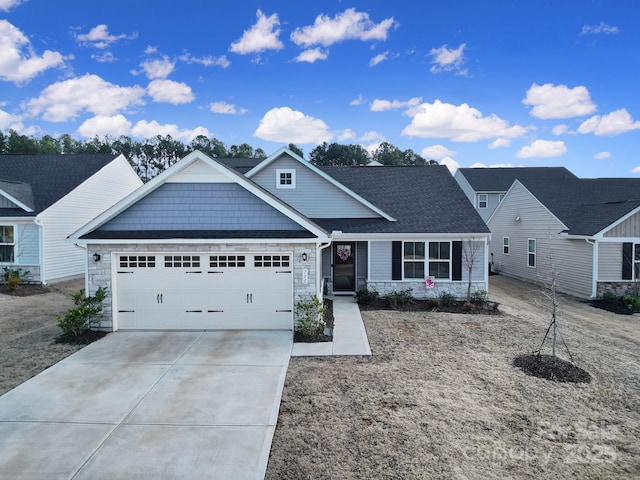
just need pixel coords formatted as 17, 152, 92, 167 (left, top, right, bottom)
99, 183, 304, 232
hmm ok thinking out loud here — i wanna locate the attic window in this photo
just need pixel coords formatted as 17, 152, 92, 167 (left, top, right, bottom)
276, 169, 296, 189
478, 194, 488, 209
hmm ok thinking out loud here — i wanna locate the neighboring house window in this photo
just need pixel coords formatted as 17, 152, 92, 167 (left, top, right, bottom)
429, 241, 451, 279
499, 194, 506, 203
403, 242, 425, 279
527, 239, 536, 267
503, 237, 510, 255
478, 194, 488, 209
0, 225, 15, 263
276, 169, 296, 189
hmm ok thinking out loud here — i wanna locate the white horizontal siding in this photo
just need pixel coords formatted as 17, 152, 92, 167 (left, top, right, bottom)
38, 156, 143, 282
599, 242, 623, 281
14, 222, 40, 265
369, 241, 392, 280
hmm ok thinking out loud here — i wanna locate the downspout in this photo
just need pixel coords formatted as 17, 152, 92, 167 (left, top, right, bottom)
586, 238, 597, 299
317, 241, 332, 298
34, 217, 45, 284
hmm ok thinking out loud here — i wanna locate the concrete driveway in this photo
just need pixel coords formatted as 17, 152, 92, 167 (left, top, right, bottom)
0, 330, 292, 480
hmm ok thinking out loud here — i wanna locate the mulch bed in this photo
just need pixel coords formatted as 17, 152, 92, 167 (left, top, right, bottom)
55, 330, 109, 345
358, 299, 501, 315
590, 299, 640, 315
293, 299, 334, 343
0, 284, 50, 296
513, 354, 591, 383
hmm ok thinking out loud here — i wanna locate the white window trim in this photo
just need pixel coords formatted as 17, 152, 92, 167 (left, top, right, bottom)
634, 243, 640, 280
0, 224, 16, 264
428, 241, 452, 280
403, 241, 425, 279
527, 238, 536, 268
503, 236, 510, 255
477, 194, 488, 209
498, 194, 506, 203
276, 168, 296, 189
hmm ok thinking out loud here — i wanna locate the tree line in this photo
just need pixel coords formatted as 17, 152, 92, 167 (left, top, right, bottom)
0, 129, 436, 182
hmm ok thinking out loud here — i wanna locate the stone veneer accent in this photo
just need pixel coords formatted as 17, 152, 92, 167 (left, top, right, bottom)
87, 242, 318, 331
597, 281, 640, 298
366, 280, 486, 300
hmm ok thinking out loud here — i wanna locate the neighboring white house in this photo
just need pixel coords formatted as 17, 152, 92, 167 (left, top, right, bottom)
488, 176, 640, 299
0, 154, 143, 284
71, 148, 491, 332
454, 167, 578, 222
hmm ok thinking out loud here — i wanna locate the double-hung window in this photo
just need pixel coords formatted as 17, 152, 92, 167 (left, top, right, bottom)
478, 194, 488, 209
0, 225, 15, 263
429, 241, 451, 279
527, 239, 536, 267
403, 242, 425, 278
503, 237, 510, 255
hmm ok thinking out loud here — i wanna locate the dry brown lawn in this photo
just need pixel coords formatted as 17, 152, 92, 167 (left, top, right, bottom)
266, 276, 640, 479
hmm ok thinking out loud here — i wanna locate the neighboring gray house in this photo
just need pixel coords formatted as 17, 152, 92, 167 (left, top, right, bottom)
454, 167, 578, 222
71, 148, 490, 332
0, 154, 142, 284
488, 176, 640, 299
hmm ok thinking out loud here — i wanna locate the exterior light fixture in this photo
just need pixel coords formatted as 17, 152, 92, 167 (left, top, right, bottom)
301, 252, 308, 262
93, 253, 101, 262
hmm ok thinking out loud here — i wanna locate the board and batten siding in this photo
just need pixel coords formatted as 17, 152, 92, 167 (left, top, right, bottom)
0, 196, 21, 208
38, 156, 142, 283
251, 154, 379, 219
488, 182, 595, 298
603, 209, 640, 238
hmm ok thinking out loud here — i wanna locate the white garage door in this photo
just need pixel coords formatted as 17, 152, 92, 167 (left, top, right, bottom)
115, 253, 293, 330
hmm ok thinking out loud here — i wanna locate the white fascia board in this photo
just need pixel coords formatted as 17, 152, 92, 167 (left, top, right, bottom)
70, 149, 328, 241
0, 216, 35, 223
330, 232, 491, 241
0, 190, 33, 213
75, 237, 329, 246
247, 147, 397, 222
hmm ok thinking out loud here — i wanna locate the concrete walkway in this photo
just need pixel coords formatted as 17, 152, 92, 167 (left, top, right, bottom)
291, 296, 372, 357
0, 330, 291, 480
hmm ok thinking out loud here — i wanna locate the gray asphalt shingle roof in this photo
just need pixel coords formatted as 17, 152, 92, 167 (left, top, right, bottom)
0, 154, 119, 216
459, 167, 577, 191
316, 165, 490, 234
519, 177, 640, 236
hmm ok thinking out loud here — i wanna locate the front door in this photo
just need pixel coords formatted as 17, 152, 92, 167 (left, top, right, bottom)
333, 242, 356, 292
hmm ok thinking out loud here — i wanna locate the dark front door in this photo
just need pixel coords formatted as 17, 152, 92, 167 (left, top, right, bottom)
333, 242, 356, 292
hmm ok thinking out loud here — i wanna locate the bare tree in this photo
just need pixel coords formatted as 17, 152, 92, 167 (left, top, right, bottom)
462, 239, 482, 301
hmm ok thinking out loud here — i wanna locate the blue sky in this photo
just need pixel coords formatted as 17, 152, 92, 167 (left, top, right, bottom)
1, 0, 639, 177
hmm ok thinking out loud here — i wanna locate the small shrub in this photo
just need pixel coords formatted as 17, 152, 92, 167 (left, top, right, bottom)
2, 267, 30, 291
383, 288, 414, 308
356, 286, 379, 305
601, 291, 618, 303
295, 295, 326, 336
438, 292, 456, 307
57, 287, 107, 337
621, 294, 640, 310
470, 290, 488, 304
427, 298, 440, 309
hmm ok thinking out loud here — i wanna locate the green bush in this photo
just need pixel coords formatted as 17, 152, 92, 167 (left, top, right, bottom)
355, 286, 379, 305
57, 287, 107, 337
601, 291, 618, 303
383, 288, 414, 308
470, 290, 488, 304
428, 298, 441, 309
2, 267, 30, 291
438, 292, 456, 307
621, 294, 640, 310
295, 295, 325, 336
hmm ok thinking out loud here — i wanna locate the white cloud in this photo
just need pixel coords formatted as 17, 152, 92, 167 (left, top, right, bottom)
350, 94, 364, 106
92, 51, 116, 63
429, 43, 467, 75
0, 0, 24, 12
131, 120, 210, 142
77, 114, 132, 138
337, 129, 356, 141
140, 56, 174, 79
421, 145, 456, 160
594, 151, 611, 160
577, 108, 640, 136
369, 51, 388, 67
147, 79, 194, 104
254, 107, 332, 144
75, 24, 136, 49
402, 100, 530, 142
229, 10, 283, 55
632, 166, 640, 174
523, 83, 597, 119
179, 52, 230, 68
517, 139, 567, 158
144, 46, 157, 55
292, 48, 328, 63
0, 107, 24, 131
488, 138, 511, 149
580, 22, 619, 35
552, 124, 569, 135
0, 20, 68, 83
209, 101, 247, 115
440, 156, 460, 173
290, 8, 396, 47
359, 131, 384, 142
370, 97, 422, 112
470, 162, 519, 168
26, 74, 146, 122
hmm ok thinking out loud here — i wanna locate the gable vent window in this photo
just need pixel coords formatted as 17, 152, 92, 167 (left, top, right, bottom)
255, 255, 290, 267
276, 169, 296, 189
164, 255, 200, 268
120, 255, 156, 268
210, 255, 245, 268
